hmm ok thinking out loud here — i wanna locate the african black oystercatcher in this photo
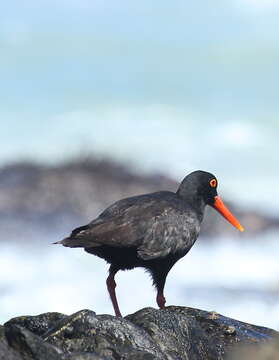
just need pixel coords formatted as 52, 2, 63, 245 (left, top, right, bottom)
55, 170, 244, 317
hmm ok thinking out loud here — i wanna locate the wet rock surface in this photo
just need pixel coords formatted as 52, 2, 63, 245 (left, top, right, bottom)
2, 307, 278, 360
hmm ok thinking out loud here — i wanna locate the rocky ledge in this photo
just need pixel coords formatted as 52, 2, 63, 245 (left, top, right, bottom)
1, 307, 278, 360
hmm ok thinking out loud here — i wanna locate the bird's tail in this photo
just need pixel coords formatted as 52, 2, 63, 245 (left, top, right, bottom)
53, 225, 93, 248
52, 237, 84, 247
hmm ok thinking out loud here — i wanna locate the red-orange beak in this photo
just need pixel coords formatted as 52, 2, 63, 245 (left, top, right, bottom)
212, 196, 244, 232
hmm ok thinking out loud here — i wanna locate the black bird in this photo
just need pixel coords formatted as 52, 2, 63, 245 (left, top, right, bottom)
55, 170, 243, 317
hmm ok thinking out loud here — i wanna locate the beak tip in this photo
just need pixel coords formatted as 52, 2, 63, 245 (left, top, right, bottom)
213, 196, 244, 233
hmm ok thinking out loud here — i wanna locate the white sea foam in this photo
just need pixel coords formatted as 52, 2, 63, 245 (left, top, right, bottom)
1, 231, 279, 329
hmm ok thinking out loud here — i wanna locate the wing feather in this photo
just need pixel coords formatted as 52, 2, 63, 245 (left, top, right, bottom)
58, 191, 200, 260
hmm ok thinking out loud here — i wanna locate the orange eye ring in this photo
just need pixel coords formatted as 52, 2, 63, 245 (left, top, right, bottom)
209, 179, 217, 188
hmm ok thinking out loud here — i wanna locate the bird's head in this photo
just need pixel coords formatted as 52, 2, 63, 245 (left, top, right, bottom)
177, 170, 244, 232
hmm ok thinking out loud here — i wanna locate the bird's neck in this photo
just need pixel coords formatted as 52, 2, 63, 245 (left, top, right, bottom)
176, 189, 206, 222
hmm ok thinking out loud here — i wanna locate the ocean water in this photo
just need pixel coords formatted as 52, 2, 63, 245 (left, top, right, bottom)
2, 231, 279, 329
2, 108, 279, 214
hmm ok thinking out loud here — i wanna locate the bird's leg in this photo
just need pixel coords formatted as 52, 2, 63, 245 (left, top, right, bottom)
151, 267, 170, 310
156, 291, 166, 309
106, 267, 122, 317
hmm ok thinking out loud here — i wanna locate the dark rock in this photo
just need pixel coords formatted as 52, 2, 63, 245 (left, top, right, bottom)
4, 324, 62, 360
127, 307, 277, 359
43, 309, 164, 359
61, 354, 106, 360
5, 312, 67, 337
1, 307, 278, 360
0, 325, 24, 360
127, 307, 219, 359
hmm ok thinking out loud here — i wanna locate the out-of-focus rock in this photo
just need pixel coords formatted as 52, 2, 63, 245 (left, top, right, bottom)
2, 307, 278, 360
228, 336, 279, 360
0, 157, 277, 242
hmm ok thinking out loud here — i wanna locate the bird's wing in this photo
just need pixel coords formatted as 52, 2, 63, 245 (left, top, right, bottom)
137, 209, 199, 260
59, 193, 170, 249
59, 192, 200, 260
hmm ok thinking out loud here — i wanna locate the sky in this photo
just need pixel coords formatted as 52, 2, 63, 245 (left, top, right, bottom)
1, 0, 279, 210
2, 0, 279, 112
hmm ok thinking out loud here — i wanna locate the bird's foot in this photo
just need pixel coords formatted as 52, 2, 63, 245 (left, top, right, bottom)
156, 292, 166, 309
115, 309, 122, 317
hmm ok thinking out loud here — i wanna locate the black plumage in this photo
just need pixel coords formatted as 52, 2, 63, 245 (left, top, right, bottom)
56, 170, 243, 316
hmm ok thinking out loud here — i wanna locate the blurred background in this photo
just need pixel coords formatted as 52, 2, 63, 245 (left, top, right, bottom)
1, 0, 279, 328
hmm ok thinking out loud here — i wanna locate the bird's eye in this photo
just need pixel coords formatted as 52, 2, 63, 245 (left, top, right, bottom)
209, 179, 217, 188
